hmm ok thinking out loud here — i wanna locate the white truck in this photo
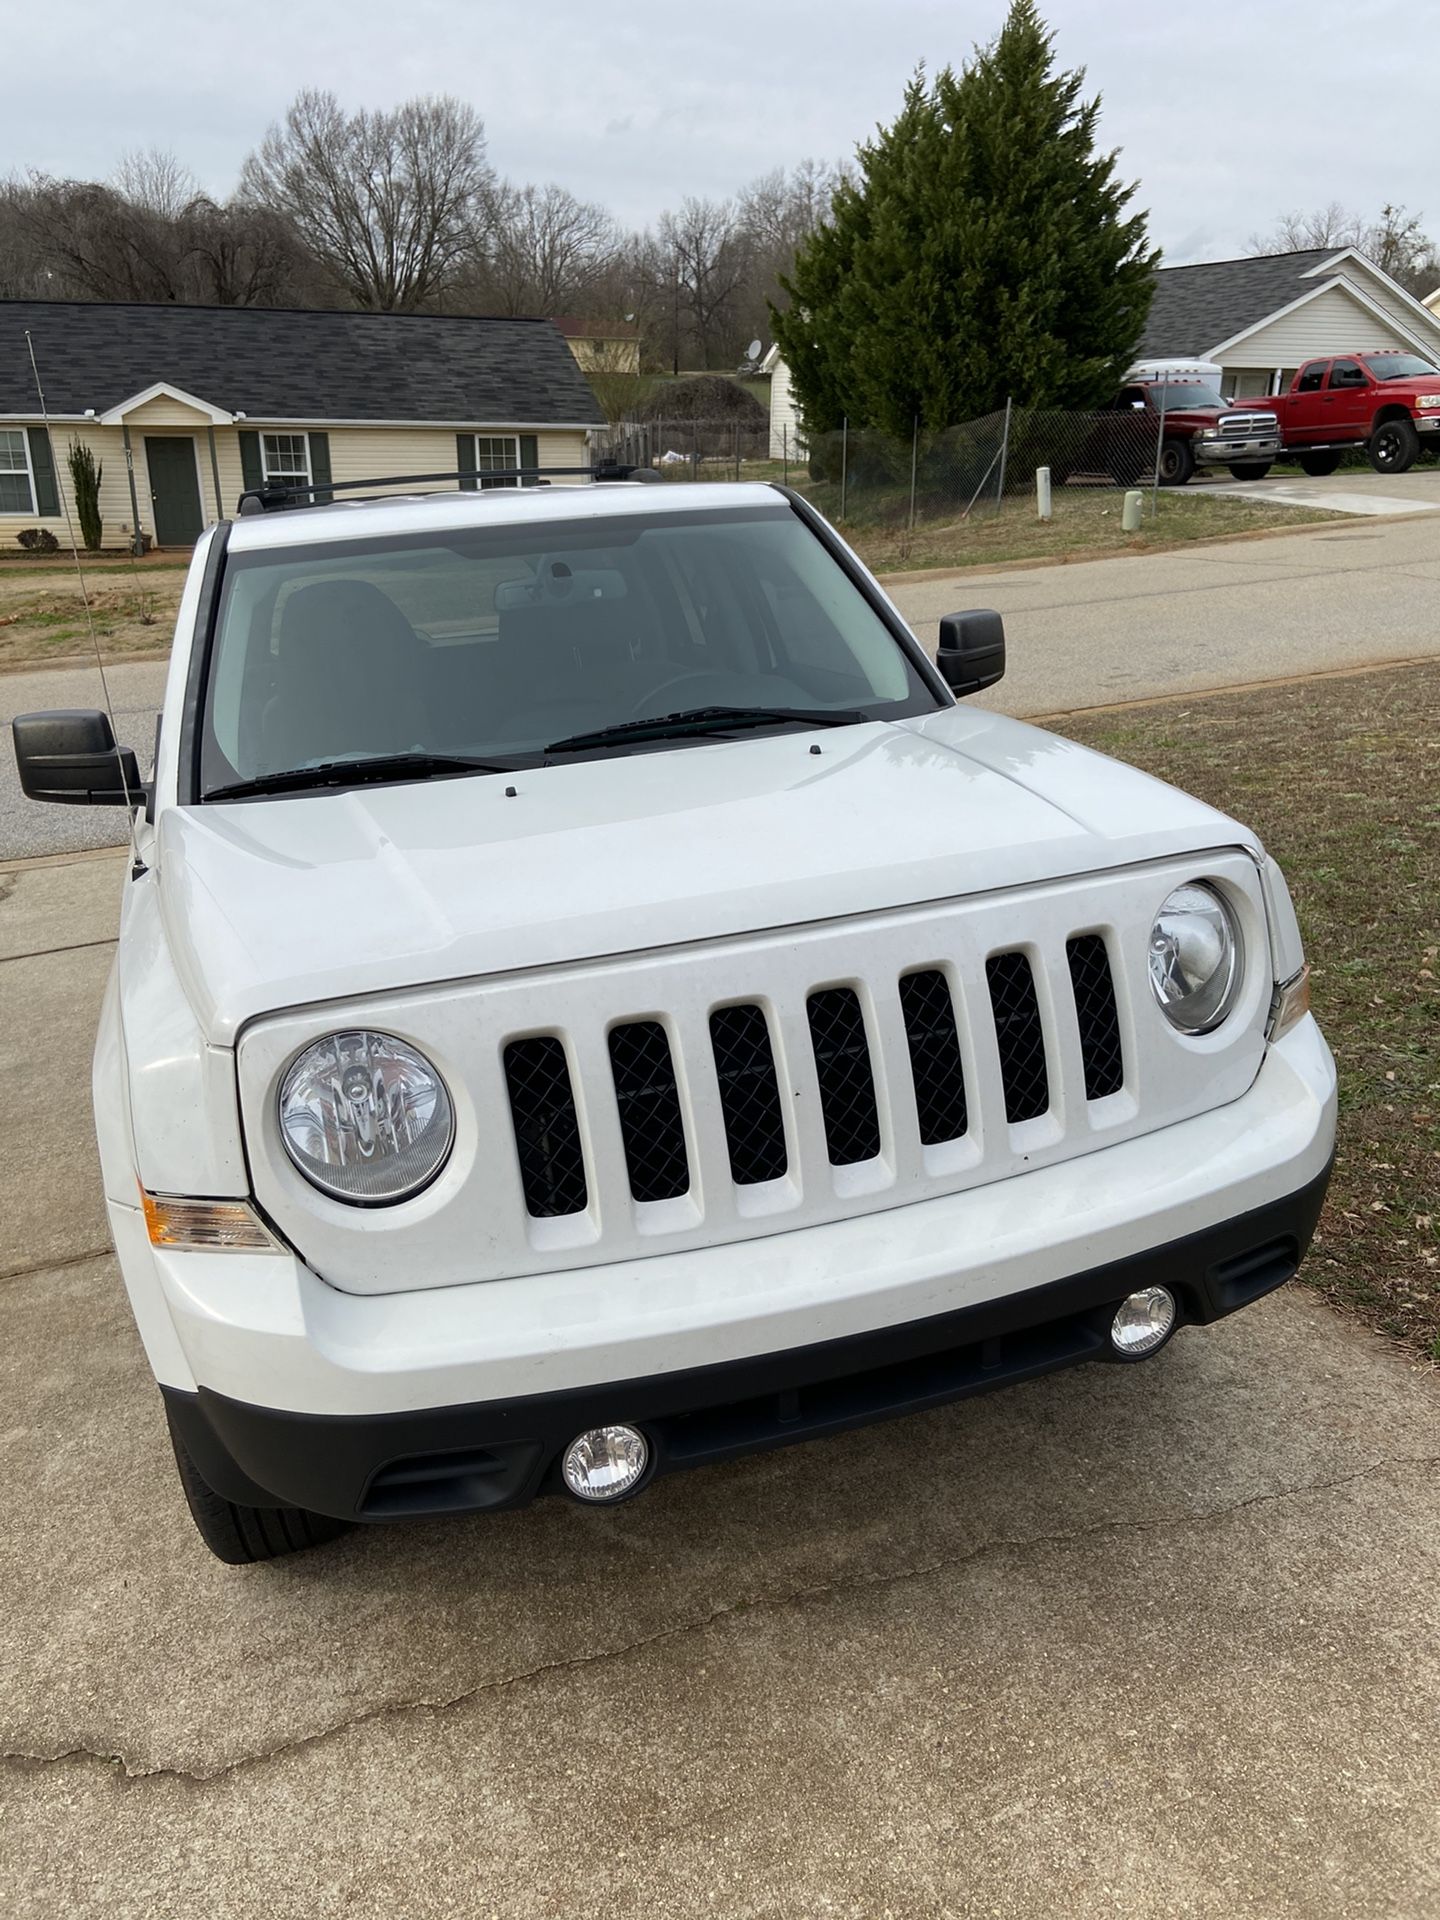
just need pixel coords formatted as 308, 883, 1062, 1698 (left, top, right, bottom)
13, 469, 1336, 1562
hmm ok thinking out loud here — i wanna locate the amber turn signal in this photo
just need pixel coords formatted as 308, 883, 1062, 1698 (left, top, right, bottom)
141, 1189, 279, 1252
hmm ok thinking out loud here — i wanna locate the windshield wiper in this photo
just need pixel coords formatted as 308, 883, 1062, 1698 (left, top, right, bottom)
545, 705, 869, 755
204, 750, 515, 801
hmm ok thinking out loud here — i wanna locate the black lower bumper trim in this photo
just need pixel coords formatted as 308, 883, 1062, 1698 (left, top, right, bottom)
162, 1160, 1332, 1523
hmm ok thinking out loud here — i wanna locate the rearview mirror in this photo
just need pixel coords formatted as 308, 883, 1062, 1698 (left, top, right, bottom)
936, 610, 1005, 697
12, 709, 143, 807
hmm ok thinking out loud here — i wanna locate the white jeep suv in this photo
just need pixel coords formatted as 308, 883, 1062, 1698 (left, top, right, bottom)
13, 474, 1336, 1562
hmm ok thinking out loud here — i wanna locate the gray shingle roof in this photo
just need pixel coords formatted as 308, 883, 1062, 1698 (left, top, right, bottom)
1137, 250, 1340, 358
0, 301, 605, 425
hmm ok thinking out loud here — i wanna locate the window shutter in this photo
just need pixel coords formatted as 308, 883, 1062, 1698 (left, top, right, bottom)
308, 432, 333, 505
519, 433, 539, 487
238, 430, 262, 498
26, 428, 59, 516
456, 433, 477, 491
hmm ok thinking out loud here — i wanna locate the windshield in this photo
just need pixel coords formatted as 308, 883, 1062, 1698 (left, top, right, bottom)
1361, 354, 1439, 381
198, 503, 939, 795
1150, 384, 1226, 411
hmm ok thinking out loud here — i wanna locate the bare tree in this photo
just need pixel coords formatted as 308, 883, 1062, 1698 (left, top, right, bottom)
657, 197, 751, 370
114, 148, 199, 221
1247, 200, 1439, 297
241, 90, 491, 310
475, 181, 619, 315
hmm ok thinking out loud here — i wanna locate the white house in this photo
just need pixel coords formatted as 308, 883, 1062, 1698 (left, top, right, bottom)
1138, 249, 1440, 397
760, 344, 806, 461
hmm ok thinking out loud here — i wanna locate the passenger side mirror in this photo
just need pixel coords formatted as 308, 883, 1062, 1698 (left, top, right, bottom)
936, 610, 1006, 697
12, 709, 143, 807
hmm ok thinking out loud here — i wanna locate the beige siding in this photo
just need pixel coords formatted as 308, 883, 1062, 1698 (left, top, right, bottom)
1, 421, 596, 547
1330, 263, 1440, 361
1216, 285, 1413, 375
0, 422, 151, 548
123, 395, 219, 429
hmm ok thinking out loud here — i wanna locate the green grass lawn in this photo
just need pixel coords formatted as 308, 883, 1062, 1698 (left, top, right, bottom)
1058, 662, 1440, 1363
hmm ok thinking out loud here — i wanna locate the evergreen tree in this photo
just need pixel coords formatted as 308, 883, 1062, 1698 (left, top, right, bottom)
773, 2, 1157, 433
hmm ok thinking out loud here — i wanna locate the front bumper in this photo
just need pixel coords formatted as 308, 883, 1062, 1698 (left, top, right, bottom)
130, 1017, 1337, 1521
165, 1157, 1332, 1520
1193, 435, 1282, 465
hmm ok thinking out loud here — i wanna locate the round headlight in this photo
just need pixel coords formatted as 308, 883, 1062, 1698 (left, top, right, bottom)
1149, 882, 1242, 1033
278, 1030, 453, 1204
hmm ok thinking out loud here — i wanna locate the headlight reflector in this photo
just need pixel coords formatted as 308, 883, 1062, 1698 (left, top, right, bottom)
1149, 882, 1242, 1033
278, 1029, 453, 1203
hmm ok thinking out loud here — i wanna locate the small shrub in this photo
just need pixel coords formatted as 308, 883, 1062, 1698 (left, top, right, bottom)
67, 440, 104, 551
16, 528, 59, 553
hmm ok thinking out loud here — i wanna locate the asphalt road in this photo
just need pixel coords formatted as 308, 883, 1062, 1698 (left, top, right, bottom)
3, 506, 1439, 861
3, 854, 1438, 1917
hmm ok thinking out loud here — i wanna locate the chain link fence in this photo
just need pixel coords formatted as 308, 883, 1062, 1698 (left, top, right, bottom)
595, 400, 1243, 529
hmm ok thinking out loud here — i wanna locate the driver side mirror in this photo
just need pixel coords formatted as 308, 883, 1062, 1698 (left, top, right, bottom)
12, 709, 143, 807
936, 610, 1006, 697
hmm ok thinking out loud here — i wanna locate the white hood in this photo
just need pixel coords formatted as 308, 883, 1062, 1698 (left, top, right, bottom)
154, 707, 1254, 1044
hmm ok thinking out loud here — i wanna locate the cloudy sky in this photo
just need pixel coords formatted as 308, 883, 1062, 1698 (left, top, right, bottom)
9, 0, 1435, 265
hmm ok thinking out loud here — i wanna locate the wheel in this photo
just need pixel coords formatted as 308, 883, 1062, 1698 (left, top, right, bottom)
1226, 462, 1272, 480
1158, 438, 1194, 486
166, 1404, 351, 1565
1297, 452, 1342, 477
1368, 416, 1419, 475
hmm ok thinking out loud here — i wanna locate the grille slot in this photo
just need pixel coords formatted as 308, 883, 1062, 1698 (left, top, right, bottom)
608, 1021, 691, 1202
1067, 935, 1125, 1099
898, 970, 969, 1145
503, 1037, 588, 1218
806, 988, 882, 1165
710, 1003, 788, 1185
986, 951, 1050, 1122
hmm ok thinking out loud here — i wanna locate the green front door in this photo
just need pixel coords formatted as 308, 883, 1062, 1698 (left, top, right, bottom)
144, 437, 204, 547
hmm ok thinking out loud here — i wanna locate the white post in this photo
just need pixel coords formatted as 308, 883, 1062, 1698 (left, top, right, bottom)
1122, 489, 1143, 532
1036, 465, 1052, 520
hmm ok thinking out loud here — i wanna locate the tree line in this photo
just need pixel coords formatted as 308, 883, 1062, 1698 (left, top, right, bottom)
0, 93, 842, 374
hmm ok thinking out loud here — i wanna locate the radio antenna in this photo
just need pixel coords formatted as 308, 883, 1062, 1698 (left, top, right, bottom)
24, 330, 145, 875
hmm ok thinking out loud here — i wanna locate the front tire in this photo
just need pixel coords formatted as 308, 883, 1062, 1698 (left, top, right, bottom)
1297, 451, 1342, 477
1158, 438, 1194, 486
1227, 462, 1272, 480
166, 1404, 351, 1564
1368, 416, 1419, 475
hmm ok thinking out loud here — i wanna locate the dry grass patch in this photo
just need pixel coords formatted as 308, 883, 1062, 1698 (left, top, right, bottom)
0, 559, 186, 668
1058, 662, 1440, 1362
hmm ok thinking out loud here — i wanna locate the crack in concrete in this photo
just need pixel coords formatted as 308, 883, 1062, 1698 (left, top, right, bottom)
5, 1448, 1438, 1790
0, 936, 117, 967
0, 1244, 113, 1286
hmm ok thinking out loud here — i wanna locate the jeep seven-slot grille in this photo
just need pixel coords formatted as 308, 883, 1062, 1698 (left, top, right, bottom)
898, 970, 968, 1145
503, 1037, 588, 1217
986, 951, 1050, 1122
1067, 935, 1125, 1099
608, 1020, 691, 1201
501, 937, 1126, 1217
710, 1003, 789, 1184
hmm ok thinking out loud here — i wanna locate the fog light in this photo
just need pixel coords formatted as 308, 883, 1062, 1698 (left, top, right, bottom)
1110, 1286, 1177, 1357
561, 1425, 650, 1503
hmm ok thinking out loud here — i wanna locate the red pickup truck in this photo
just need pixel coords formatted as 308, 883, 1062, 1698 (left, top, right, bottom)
1232, 350, 1440, 475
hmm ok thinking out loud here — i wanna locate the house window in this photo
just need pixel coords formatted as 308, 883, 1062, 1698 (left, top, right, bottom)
474, 434, 519, 489
0, 429, 35, 514
262, 433, 312, 487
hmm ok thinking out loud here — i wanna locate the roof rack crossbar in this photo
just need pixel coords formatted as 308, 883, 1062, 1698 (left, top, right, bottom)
236, 461, 650, 514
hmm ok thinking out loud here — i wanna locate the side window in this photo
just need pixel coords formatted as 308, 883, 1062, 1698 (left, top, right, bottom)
1327, 359, 1363, 389
1296, 363, 1328, 394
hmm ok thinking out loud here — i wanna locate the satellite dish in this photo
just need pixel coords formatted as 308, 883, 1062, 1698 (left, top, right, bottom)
747, 338, 762, 361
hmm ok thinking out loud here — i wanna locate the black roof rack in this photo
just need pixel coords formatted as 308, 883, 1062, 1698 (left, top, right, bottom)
235, 461, 657, 516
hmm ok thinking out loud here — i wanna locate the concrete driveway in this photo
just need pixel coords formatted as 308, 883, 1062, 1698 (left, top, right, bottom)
3, 852, 1439, 1918
1199, 460, 1440, 518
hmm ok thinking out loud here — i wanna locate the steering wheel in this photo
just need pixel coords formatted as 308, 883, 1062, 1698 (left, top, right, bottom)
630, 671, 742, 720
